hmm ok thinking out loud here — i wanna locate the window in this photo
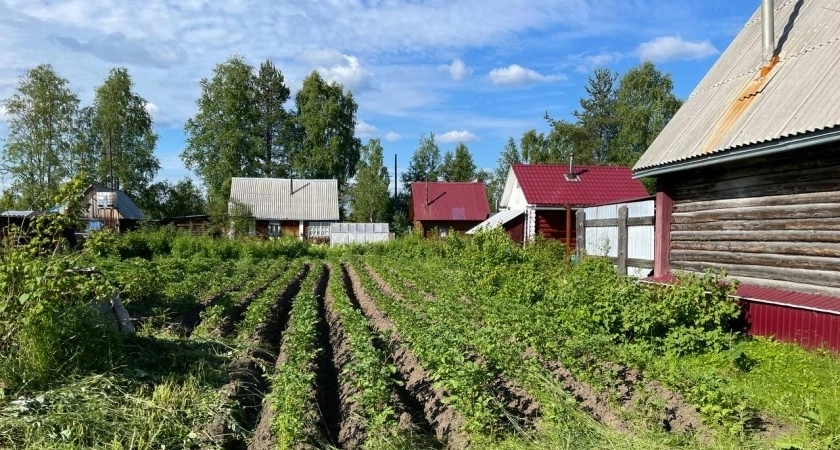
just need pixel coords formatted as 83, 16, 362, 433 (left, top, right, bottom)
438, 227, 449, 238
307, 222, 331, 238
268, 221, 281, 237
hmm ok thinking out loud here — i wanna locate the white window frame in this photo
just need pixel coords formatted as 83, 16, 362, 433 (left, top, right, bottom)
307, 222, 331, 238
268, 221, 281, 237
439, 227, 449, 238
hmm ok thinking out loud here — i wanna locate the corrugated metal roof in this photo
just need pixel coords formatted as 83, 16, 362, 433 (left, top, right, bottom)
634, 0, 840, 173
0, 210, 37, 218
410, 182, 489, 222
466, 209, 525, 234
512, 164, 649, 206
88, 185, 145, 220
229, 177, 339, 221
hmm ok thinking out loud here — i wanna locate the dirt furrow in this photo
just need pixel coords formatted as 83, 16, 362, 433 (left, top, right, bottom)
312, 265, 342, 447
323, 266, 367, 448
213, 266, 288, 337
601, 362, 704, 433
169, 283, 244, 335
344, 264, 468, 449
339, 265, 435, 437
523, 347, 634, 433
363, 264, 542, 431
202, 265, 309, 450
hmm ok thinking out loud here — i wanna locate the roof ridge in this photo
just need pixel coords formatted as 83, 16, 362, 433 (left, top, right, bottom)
689, 35, 840, 100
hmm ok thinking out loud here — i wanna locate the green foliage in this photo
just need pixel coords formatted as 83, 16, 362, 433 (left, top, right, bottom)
440, 142, 477, 182
271, 265, 323, 448
91, 67, 160, 197
0, 178, 124, 390
349, 139, 391, 223
1, 64, 80, 208
292, 71, 360, 196
137, 177, 206, 219
400, 133, 441, 191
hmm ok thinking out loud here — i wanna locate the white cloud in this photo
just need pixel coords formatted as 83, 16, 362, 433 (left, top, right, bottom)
355, 120, 377, 138
438, 130, 478, 143
384, 131, 401, 141
0, 105, 8, 123
144, 101, 159, 117
575, 52, 623, 73
438, 58, 471, 81
311, 52, 373, 93
488, 64, 564, 86
637, 36, 718, 62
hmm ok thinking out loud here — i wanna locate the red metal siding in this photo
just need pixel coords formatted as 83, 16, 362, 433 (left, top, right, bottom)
744, 301, 840, 351
505, 214, 525, 243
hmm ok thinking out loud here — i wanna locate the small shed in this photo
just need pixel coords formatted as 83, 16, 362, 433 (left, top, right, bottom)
330, 223, 391, 247
409, 182, 490, 238
633, 0, 840, 350
228, 177, 339, 240
474, 164, 648, 247
55, 185, 144, 233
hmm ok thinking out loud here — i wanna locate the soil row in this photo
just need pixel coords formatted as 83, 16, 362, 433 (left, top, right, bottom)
343, 263, 469, 449
368, 262, 707, 436
363, 264, 542, 431
201, 264, 309, 450
213, 265, 290, 337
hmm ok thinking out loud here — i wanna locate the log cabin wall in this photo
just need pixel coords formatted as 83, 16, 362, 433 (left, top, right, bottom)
535, 210, 576, 247
664, 142, 840, 298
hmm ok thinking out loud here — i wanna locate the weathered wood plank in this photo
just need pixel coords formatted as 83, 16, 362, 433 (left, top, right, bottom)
671, 230, 840, 243
617, 206, 628, 276
672, 203, 840, 224
667, 269, 840, 299
671, 240, 840, 257
673, 191, 840, 213
585, 217, 654, 227
671, 249, 840, 272
670, 218, 840, 232
587, 256, 654, 270
670, 261, 840, 289
576, 210, 585, 262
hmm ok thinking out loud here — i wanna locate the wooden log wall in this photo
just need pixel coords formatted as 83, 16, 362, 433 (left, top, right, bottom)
536, 210, 575, 247
664, 143, 840, 298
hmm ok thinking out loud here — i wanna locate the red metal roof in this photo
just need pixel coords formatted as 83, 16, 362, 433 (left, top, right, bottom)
643, 274, 840, 315
410, 182, 489, 222
512, 164, 649, 206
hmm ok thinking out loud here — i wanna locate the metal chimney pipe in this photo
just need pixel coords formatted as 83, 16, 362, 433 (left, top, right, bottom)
761, 0, 775, 65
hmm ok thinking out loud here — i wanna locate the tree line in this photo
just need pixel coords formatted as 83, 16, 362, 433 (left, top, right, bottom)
1, 58, 679, 228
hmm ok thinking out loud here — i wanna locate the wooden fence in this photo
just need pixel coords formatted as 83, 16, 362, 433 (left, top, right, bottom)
575, 199, 655, 277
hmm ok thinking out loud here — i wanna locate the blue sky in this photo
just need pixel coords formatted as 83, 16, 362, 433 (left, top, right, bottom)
0, 0, 759, 191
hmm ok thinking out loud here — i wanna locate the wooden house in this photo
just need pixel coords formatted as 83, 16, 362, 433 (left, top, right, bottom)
409, 182, 489, 238
228, 177, 339, 240
56, 184, 145, 233
469, 164, 648, 246
633, 0, 840, 349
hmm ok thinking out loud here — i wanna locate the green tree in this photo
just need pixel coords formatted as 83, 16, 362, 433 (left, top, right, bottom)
575, 68, 618, 164
138, 178, 206, 219
520, 129, 547, 164
255, 60, 292, 178
92, 67, 160, 197
182, 56, 260, 216
401, 133, 441, 191
292, 71, 360, 194
440, 142, 477, 182
488, 137, 522, 211
72, 106, 100, 181
612, 61, 682, 166
1, 64, 79, 208
349, 139, 390, 223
